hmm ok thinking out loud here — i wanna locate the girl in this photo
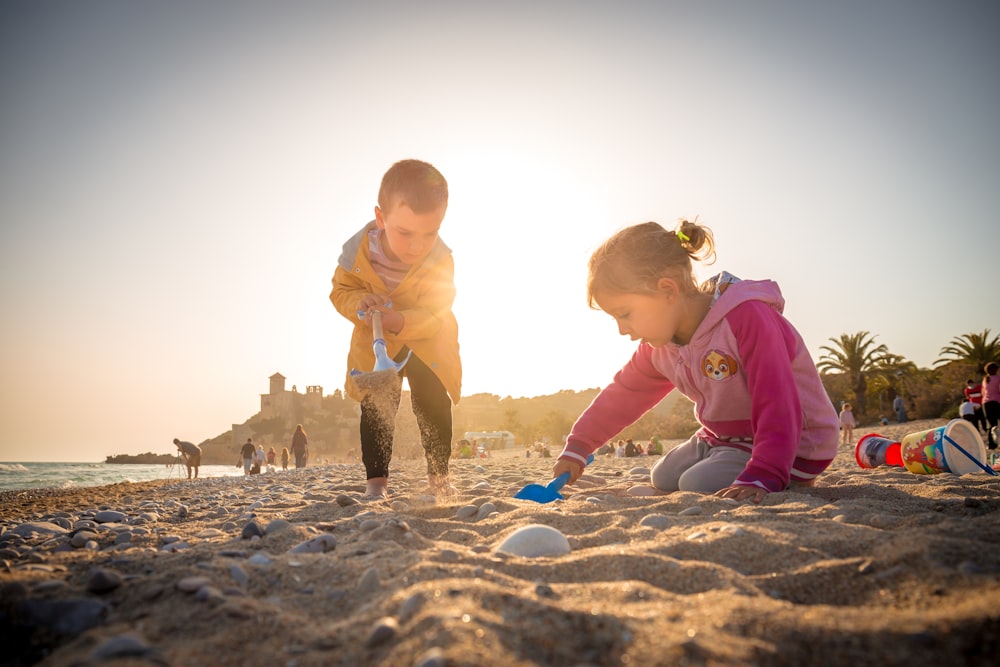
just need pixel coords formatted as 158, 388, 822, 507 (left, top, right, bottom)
839, 403, 856, 445
554, 220, 839, 503
983, 362, 1000, 449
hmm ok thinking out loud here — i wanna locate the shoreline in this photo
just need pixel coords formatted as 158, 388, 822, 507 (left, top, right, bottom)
2, 418, 999, 666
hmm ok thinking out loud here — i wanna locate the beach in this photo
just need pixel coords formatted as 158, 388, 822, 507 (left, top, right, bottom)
2, 418, 999, 667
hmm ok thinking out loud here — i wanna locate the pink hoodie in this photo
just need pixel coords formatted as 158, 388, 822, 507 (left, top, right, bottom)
560, 273, 839, 492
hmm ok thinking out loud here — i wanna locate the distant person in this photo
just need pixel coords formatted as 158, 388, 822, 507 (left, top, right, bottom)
329, 159, 460, 500
239, 438, 255, 475
552, 219, 839, 504
964, 378, 986, 434
172, 438, 201, 479
624, 439, 639, 457
647, 438, 663, 456
266, 447, 277, 473
280, 447, 290, 471
879, 415, 889, 426
960, 399, 977, 428
893, 395, 907, 424
253, 444, 266, 474
290, 424, 308, 469
983, 362, 1000, 450
838, 403, 856, 445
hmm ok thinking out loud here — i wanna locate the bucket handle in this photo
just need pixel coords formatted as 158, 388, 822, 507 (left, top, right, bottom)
943, 434, 998, 477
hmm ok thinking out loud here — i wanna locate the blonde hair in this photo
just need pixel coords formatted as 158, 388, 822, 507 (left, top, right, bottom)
587, 219, 716, 307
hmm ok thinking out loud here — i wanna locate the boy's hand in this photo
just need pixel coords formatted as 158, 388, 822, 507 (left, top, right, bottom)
358, 293, 387, 313
552, 459, 584, 485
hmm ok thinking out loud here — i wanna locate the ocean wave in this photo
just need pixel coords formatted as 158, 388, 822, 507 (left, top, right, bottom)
0, 463, 29, 472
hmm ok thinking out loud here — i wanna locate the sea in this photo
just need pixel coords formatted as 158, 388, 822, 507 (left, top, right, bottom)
0, 461, 246, 493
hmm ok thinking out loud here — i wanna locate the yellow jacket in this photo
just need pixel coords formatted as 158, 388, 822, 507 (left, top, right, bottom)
330, 222, 462, 404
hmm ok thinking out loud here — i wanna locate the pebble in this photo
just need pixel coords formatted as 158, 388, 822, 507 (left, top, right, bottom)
495, 524, 571, 558
365, 616, 399, 647
86, 567, 123, 594
289, 534, 337, 554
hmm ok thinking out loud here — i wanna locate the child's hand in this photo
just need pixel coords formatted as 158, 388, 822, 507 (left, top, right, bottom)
714, 485, 768, 504
358, 293, 388, 313
552, 459, 583, 485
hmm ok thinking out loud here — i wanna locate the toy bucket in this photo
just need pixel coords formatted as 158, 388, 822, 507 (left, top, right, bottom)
855, 434, 902, 469
899, 419, 987, 475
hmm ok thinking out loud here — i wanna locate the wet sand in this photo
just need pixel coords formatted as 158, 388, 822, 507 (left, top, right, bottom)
1, 418, 999, 666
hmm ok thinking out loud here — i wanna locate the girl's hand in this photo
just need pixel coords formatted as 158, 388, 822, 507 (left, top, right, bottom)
552, 459, 583, 485
714, 485, 768, 504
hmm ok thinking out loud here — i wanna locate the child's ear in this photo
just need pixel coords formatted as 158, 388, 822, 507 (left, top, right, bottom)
656, 277, 679, 301
374, 206, 385, 228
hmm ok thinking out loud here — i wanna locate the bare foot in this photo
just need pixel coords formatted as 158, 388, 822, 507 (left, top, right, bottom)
364, 477, 389, 500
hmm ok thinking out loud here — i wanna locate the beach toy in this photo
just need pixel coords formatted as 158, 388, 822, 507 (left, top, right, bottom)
855, 434, 904, 468
514, 455, 594, 503
855, 419, 996, 476
899, 419, 994, 475
349, 308, 412, 397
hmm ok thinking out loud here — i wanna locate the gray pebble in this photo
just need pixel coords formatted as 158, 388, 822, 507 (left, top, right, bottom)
241, 521, 264, 539
265, 519, 292, 534
357, 566, 380, 593
476, 502, 497, 520
414, 647, 446, 667
229, 563, 250, 587
289, 534, 337, 554
87, 567, 123, 594
455, 505, 479, 520
87, 634, 161, 661
177, 576, 211, 593
365, 616, 399, 647
638, 514, 671, 529
94, 510, 127, 524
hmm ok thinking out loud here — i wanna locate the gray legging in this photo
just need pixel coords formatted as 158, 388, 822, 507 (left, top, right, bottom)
650, 436, 752, 493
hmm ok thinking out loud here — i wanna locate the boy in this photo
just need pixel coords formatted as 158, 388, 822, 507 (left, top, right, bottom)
330, 159, 461, 499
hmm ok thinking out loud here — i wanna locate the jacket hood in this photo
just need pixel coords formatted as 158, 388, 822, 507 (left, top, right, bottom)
691, 272, 785, 345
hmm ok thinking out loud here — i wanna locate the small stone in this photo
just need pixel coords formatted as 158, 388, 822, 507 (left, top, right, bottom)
495, 524, 571, 558
94, 511, 127, 524
241, 521, 263, 539
290, 534, 337, 554
455, 505, 479, 520
638, 514, 671, 529
679, 506, 703, 516
88, 634, 158, 661
176, 576, 212, 593
264, 519, 292, 534
357, 566, 380, 593
86, 568, 123, 594
365, 616, 399, 647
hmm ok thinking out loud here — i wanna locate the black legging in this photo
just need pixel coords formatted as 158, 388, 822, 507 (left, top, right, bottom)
359, 348, 453, 479
984, 401, 1000, 448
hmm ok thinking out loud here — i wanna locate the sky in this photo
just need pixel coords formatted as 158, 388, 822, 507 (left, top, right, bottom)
1, 1, 997, 462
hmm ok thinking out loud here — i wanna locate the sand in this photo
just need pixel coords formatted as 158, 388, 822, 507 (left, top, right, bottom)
2, 418, 999, 667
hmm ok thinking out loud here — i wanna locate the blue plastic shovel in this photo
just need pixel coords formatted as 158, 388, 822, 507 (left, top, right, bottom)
514, 454, 595, 503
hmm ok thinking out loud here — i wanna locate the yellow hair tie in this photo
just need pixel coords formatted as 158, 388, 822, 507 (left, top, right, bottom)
676, 230, 690, 243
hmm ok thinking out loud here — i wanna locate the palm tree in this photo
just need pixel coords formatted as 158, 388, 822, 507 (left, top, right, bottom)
817, 331, 890, 417
935, 329, 1000, 377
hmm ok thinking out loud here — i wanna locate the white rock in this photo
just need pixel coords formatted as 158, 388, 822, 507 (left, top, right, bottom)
495, 524, 571, 558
